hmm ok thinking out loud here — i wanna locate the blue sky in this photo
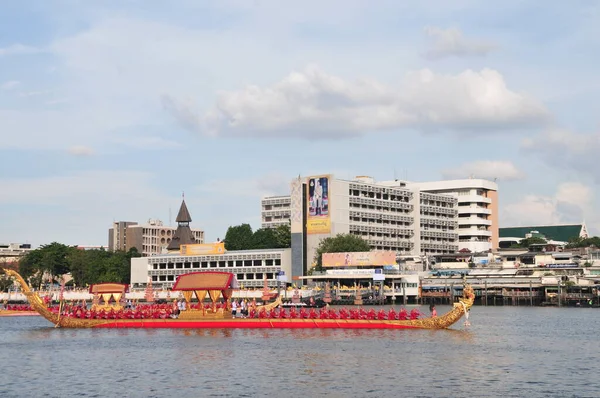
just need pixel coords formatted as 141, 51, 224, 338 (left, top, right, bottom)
1, 0, 599, 247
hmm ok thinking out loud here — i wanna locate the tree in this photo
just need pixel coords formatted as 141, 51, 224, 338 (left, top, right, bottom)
274, 223, 291, 248
516, 237, 547, 248
224, 224, 255, 250
313, 233, 371, 271
0, 272, 14, 292
566, 236, 600, 248
251, 228, 279, 249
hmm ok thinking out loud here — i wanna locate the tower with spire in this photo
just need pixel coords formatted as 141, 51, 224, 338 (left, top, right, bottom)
167, 195, 197, 252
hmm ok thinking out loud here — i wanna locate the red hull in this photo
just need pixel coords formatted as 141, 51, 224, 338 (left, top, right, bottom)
93, 319, 420, 329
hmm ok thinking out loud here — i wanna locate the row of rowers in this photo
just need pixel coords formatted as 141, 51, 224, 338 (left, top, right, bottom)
62, 304, 425, 320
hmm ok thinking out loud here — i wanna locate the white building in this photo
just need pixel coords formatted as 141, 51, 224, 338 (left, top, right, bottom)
109, 219, 204, 257
400, 179, 499, 253
284, 175, 459, 280
0, 243, 32, 266
130, 248, 292, 289
261, 196, 291, 229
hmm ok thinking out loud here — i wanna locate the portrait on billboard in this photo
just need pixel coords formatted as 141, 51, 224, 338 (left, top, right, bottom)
308, 176, 329, 217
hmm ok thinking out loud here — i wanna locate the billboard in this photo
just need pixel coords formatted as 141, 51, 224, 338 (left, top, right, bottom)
306, 175, 331, 234
180, 242, 226, 256
322, 251, 397, 267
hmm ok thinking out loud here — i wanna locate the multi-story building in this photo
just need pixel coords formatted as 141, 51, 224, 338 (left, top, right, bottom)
109, 217, 204, 257
261, 196, 291, 229
0, 243, 32, 267
404, 179, 498, 253
131, 247, 291, 289
108, 221, 137, 252
285, 175, 459, 280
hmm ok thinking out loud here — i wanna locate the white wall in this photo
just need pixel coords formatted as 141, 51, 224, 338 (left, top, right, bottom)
130, 257, 150, 286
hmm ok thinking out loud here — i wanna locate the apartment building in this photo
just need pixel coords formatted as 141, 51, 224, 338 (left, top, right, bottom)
284, 175, 459, 279
405, 179, 498, 253
261, 196, 291, 229
109, 219, 204, 257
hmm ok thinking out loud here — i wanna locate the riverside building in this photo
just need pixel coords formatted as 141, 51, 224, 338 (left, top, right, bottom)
285, 175, 460, 281
130, 199, 292, 289
108, 210, 204, 257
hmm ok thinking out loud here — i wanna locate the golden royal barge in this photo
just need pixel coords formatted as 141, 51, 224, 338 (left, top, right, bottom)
2, 269, 474, 329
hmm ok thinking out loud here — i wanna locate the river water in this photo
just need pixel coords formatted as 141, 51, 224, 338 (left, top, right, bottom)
0, 306, 598, 398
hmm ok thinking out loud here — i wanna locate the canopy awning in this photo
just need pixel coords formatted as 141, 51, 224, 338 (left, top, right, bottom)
89, 283, 128, 294
172, 271, 236, 291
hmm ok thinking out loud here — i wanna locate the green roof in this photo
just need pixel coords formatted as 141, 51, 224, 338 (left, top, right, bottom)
499, 224, 584, 242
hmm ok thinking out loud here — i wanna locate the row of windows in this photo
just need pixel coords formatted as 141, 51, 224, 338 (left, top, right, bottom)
152, 272, 277, 283
349, 203, 412, 214
152, 258, 282, 270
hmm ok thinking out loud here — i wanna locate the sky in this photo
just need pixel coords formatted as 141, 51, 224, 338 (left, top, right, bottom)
1, 0, 599, 247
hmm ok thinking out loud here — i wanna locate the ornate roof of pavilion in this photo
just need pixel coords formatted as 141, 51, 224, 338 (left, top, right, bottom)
172, 272, 236, 291
88, 283, 129, 294
167, 198, 197, 251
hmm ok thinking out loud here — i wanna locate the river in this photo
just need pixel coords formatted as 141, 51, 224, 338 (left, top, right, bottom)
0, 306, 597, 398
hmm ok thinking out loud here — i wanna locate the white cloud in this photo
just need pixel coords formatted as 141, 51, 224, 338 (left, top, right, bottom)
19, 90, 50, 98
502, 182, 592, 227
67, 145, 94, 156
0, 44, 41, 56
442, 160, 525, 181
0, 170, 188, 246
1, 80, 20, 90
197, 172, 290, 199
423, 26, 498, 59
163, 65, 548, 139
521, 130, 600, 180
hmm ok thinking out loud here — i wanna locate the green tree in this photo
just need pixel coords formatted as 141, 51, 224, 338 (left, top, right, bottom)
224, 224, 254, 250
39, 242, 73, 280
566, 236, 600, 248
516, 237, 547, 248
0, 271, 14, 292
274, 223, 291, 248
251, 228, 279, 249
313, 233, 371, 271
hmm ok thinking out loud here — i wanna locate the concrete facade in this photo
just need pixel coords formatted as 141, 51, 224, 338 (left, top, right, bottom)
109, 219, 204, 257
285, 175, 459, 281
402, 179, 499, 253
261, 196, 291, 229
131, 248, 292, 289
0, 243, 32, 266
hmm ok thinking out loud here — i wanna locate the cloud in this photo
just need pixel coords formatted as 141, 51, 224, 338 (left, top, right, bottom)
0, 170, 185, 246
442, 160, 525, 181
0, 44, 41, 56
163, 65, 548, 139
521, 130, 600, 181
423, 26, 498, 59
1, 80, 20, 90
67, 145, 94, 156
502, 182, 592, 227
19, 90, 50, 98
197, 172, 290, 200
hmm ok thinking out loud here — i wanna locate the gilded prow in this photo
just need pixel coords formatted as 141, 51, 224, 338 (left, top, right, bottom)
255, 295, 282, 312
404, 283, 475, 329
2, 268, 61, 326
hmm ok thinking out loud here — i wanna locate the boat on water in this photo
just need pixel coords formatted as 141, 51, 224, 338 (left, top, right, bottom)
0, 306, 39, 317
2, 269, 474, 329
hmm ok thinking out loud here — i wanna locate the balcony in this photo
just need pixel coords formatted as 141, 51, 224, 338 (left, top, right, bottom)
457, 217, 491, 226
458, 228, 492, 236
457, 195, 492, 204
457, 206, 491, 215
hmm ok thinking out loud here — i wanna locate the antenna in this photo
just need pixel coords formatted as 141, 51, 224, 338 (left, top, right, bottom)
169, 207, 172, 227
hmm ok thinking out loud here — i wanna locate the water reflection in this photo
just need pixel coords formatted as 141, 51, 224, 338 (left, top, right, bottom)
2, 309, 600, 398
